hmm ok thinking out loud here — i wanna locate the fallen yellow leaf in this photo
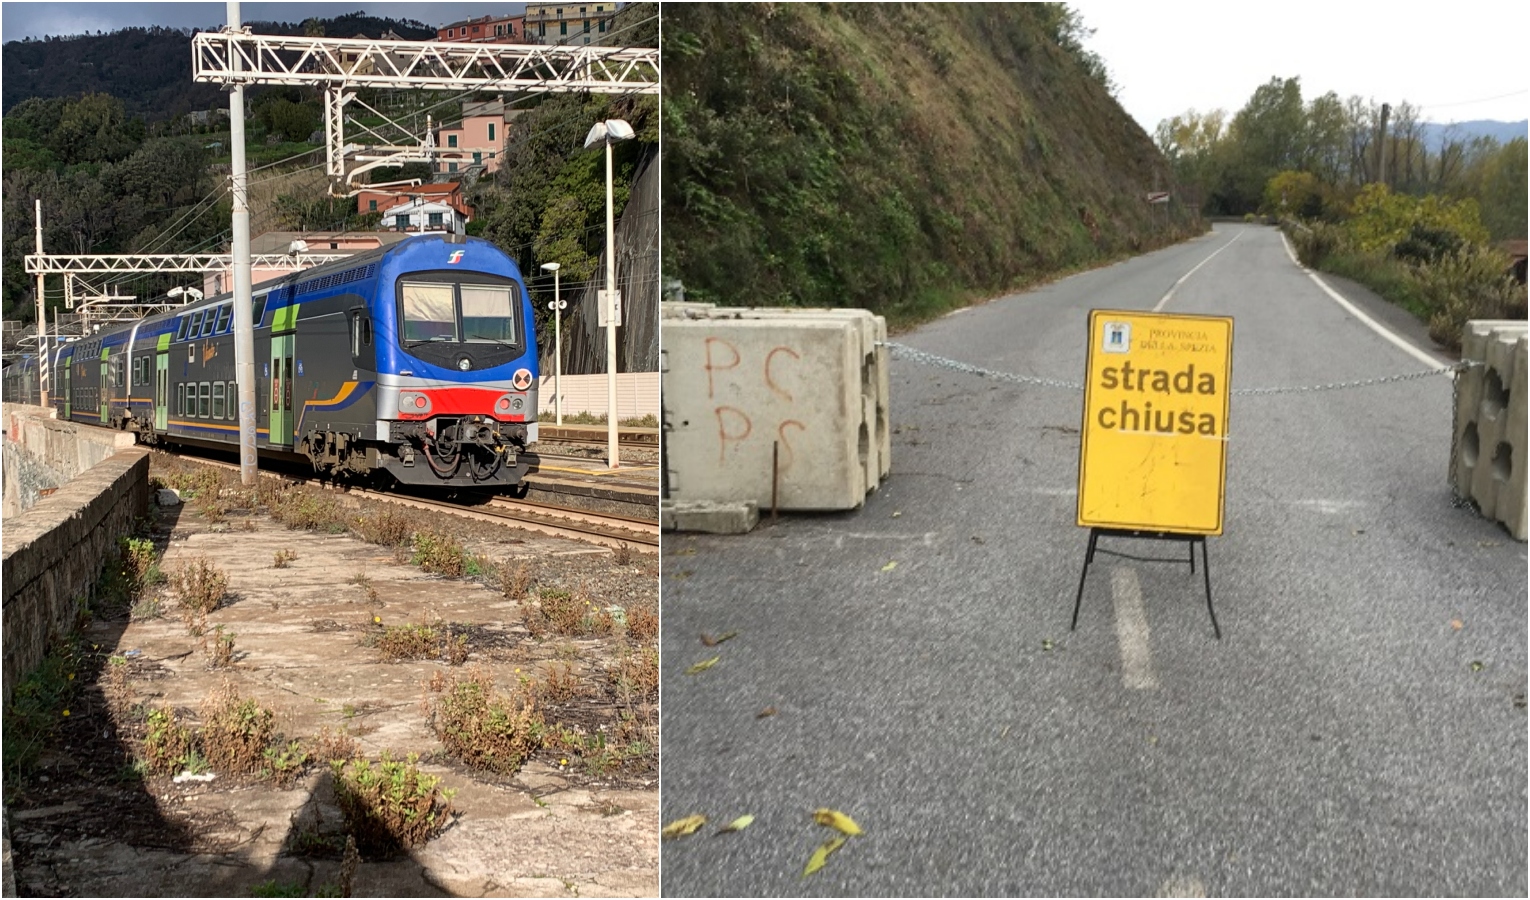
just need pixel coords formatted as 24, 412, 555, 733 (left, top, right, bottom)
718, 814, 754, 834
881, 561, 897, 572
803, 836, 847, 876
661, 815, 707, 839
685, 656, 720, 675
813, 808, 863, 837
757, 705, 777, 718
701, 631, 739, 647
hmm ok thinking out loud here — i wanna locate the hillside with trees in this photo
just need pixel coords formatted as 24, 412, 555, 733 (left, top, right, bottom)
1157, 76, 1526, 348
1, 3, 659, 361
1, 14, 435, 119
662, 3, 1203, 323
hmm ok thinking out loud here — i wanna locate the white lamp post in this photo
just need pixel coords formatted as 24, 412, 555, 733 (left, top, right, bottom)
583, 117, 634, 469
167, 286, 204, 305
540, 262, 565, 426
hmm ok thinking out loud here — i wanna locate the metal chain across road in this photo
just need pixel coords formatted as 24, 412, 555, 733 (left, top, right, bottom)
884, 340, 1473, 395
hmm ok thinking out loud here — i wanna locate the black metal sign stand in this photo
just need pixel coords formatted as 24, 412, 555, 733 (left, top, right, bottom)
1071, 527, 1220, 639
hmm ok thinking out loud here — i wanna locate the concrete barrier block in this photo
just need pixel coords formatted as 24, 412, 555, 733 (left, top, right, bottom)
664, 317, 867, 510
1454, 320, 1528, 540
660, 499, 759, 534
663, 305, 891, 491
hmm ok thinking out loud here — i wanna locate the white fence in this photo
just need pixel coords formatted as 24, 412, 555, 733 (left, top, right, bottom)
538, 372, 658, 421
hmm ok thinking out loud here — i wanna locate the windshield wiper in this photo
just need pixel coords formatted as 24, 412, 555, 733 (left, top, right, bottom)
405, 336, 455, 347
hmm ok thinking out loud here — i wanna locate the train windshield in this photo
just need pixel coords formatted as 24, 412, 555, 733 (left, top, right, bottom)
399, 280, 519, 346
461, 285, 517, 343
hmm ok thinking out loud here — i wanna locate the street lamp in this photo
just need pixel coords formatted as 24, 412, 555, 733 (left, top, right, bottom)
540, 262, 565, 427
167, 286, 204, 304
583, 117, 634, 469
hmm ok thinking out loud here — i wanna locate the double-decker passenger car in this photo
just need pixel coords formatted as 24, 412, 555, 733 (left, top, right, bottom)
2, 234, 539, 489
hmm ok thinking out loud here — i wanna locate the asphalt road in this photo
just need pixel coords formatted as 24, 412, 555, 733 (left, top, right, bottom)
659, 222, 1527, 897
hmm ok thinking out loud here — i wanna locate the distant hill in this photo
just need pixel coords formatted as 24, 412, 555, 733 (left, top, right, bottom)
1420, 119, 1528, 151
1, 14, 436, 119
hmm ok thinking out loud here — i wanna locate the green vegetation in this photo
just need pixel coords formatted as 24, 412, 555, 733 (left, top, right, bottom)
1163, 76, 1525, 343
662, 4, 1199, 324
329, 751, 456, 858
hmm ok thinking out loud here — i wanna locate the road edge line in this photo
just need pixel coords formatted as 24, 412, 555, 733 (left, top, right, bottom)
1279, 232, 1449, 369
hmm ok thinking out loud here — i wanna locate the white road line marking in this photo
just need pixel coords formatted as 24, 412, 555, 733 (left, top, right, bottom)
1157, 874, 1208, 898
1112, 566, 1159, 690
1279, 232, 1449, 369
1154, 230, 1244, 311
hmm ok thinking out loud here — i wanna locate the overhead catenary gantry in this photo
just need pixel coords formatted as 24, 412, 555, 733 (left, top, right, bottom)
25, 253, 350, 275
191, 31, 660, 193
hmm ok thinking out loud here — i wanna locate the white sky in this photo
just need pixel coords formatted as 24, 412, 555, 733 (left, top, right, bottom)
1074, 1, 1530, 131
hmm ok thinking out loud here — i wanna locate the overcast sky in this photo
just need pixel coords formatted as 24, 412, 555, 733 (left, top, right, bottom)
0, 2, 526, 42
1074, 0, 1529, 132
2, 1, 1527, 132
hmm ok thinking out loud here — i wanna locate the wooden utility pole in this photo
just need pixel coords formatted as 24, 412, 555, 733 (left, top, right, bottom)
1376, 102, 1391, 186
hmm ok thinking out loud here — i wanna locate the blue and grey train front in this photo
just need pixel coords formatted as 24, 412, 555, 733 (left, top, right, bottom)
371, 236, 539, 487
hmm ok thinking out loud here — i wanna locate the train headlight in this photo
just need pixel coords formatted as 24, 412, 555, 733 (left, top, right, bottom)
494, 393, 527, 420
399, 392, 432, 416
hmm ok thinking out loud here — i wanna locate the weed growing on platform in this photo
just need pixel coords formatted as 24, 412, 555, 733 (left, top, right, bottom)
370, 621, 469, 665
424, 667, 544, 775
610, 645, 659, 701
522, 586, 615, 638
141, 706, 196, 775
353, 507, 413, 547
2, 634, 86, 793
412, 529, 468, 576
625, 602, 658, 643
173, 556, 228, 613
330, 751, 455, 858
263, 740, 309, 788
541, 662, 590, 703
205, 626, 236, 668
200, 681, 276, 778
611, 543, 635, 566
272, 549, 298, 568
500, 560, 537, 600
307, 726, 361, 764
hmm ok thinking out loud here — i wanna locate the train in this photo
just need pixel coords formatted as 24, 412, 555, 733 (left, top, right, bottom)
1, 234, 539, 489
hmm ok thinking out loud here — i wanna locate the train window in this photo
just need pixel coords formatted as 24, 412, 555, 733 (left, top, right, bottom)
400, 282, 457, 342
188, 311, 204, 337
201, 311, 218, 337
176, 317, 190, 341
215, 305, 232, 333
461, 285, 517, 343
198, 382, 211, 418
176, 383, 185, 417
227, 381, 238, 419
252, 294, 267, 326
212, 382, 225, 420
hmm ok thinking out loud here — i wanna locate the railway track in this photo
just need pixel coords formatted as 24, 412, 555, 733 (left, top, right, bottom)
535, 426, 660, 449
172, 453, 659, 550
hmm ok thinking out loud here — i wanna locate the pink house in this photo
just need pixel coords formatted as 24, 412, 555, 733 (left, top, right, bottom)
436, 99, 505, 176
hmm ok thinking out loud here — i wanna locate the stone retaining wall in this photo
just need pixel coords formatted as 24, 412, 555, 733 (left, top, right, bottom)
1, 410, 150, 706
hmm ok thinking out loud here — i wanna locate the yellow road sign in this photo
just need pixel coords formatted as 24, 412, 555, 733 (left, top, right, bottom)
1077, 310, 1233, 535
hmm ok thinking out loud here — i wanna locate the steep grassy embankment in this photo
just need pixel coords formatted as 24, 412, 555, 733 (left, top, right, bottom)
663, 4, 1203, 324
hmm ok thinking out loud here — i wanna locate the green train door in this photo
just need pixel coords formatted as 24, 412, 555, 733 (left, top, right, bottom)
270, 333, 294, 447
155, 339, 169, 431
99, 348, 110, 423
